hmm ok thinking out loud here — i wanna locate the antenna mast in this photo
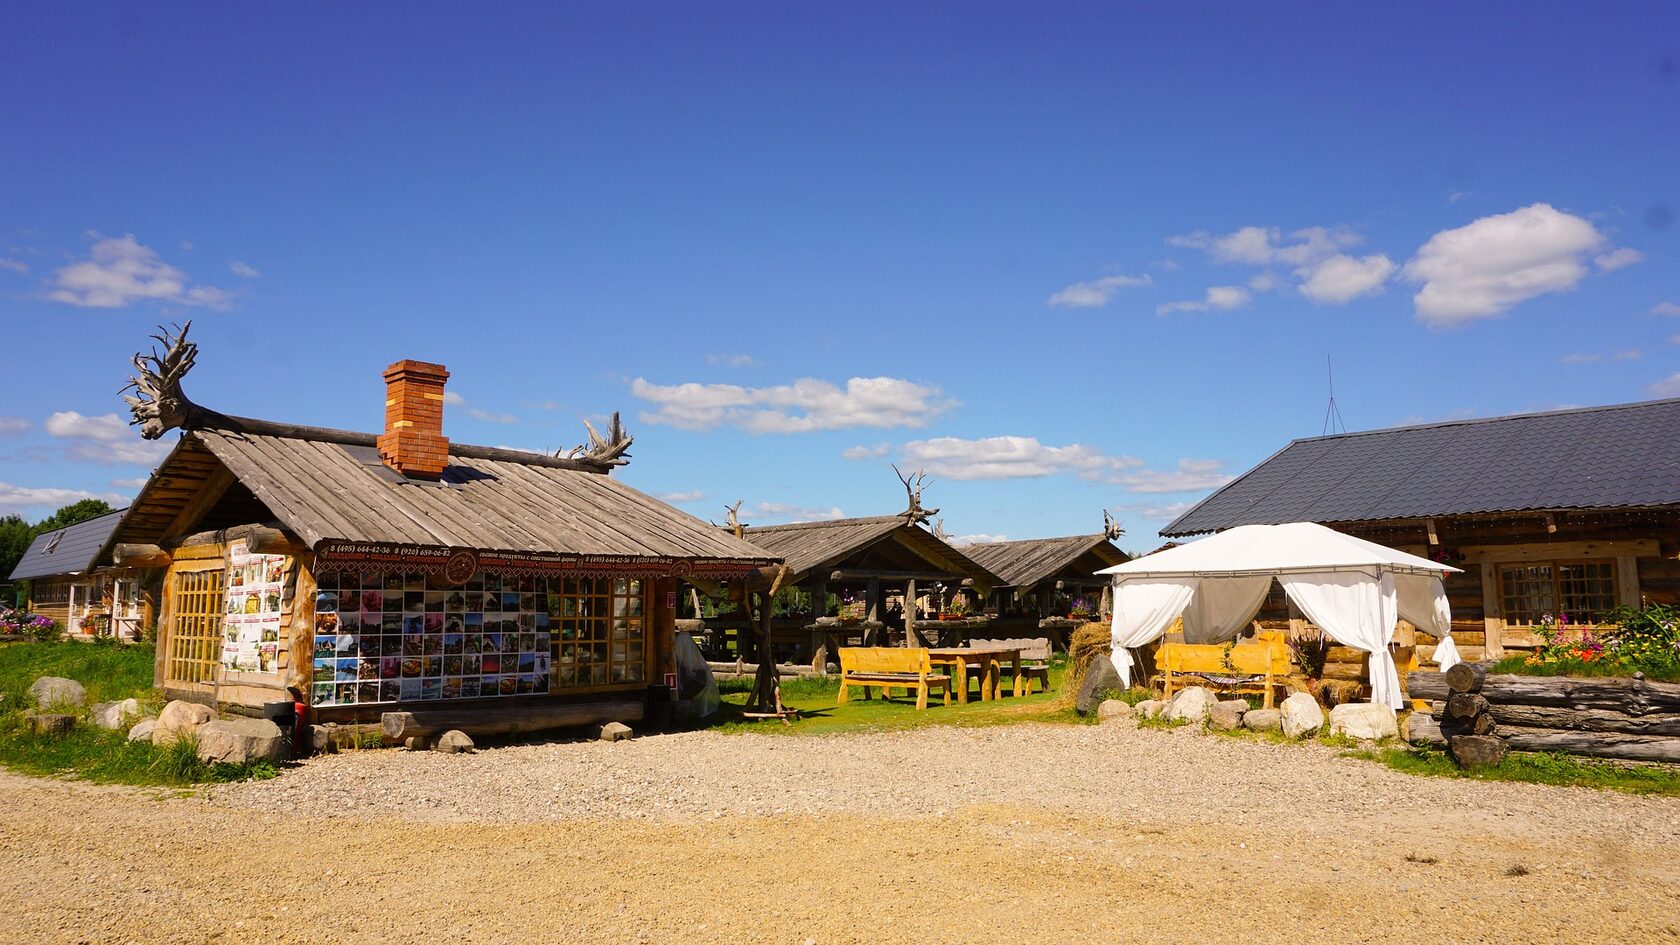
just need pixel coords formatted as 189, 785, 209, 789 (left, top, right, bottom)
1322, 356, 1346, 436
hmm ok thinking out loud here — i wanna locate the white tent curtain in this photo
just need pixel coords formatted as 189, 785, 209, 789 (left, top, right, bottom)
1180, 575, 1273, 644
1280, 571, 1404, 709
1108, 578, 1198, 687
1394, 572, 1460, 672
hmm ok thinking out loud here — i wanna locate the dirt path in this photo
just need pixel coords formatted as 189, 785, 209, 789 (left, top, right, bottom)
3, 722, 1678, 944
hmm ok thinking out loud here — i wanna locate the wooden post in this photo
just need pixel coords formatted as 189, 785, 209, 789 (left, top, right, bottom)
1615, 555, 1641, 608
866, 577, 881, 623
810, 580, 827, 620
904, 578, 918, 647
1480, 562, 1505, 659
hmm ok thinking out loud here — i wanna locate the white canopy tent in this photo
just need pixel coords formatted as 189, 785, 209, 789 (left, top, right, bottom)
1096, 522, 1462, 709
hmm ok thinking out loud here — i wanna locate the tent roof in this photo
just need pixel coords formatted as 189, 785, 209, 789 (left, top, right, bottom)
1096, 522, 1458, 579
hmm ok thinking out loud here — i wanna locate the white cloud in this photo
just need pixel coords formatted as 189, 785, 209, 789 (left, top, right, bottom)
1150, 258, 1181, 272
1156, 285, 1251, 316
841, 442, 891, 461
1649, 373, 1680, 398
898, 435, 1142, 482
45, 411, 172, 465
748, 501, 846, 524
658, 490, 706, 503
1116, 458, 1235, 494
1046, 273, 1151, 308
1614, 349, 1642, 361
1168, 225, 1362, 267
1402, 204, 1625, 327
0, 481, 122, 511
442, 391, 465, 405
1560, 352, 1603, 364
465, 408, 517, 424
110, 477, 150, 490
1114, 500, 1195, 523
949, 533, 1009, 546
631, 376, 955, 434
1651, 301, 1680, 317
521, 399, 564, 411
1448, 191, 1473, 205
1247, 271, 1279, 292
45, 234, 232, 310
1594, 247, 1643, 272
705, 353, 760, 368
1296, 253, 1396, 303
0, 417, 27, 434
0, 258, 26, 274
228, 260, 260, 278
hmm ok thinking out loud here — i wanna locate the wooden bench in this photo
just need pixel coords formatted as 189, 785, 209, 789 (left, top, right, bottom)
971, 637, 1052, 696
1154, 631, 1290, 708
837, 647, 952, 710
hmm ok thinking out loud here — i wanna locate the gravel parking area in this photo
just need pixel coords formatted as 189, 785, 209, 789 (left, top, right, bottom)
4, 721, 1679, 944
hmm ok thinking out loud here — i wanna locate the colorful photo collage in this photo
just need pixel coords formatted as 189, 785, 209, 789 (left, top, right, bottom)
221, 540, 288, 674
308, 571, 650, 707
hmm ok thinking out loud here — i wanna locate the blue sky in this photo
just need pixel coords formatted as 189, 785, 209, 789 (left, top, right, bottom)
1, 3, 1677, 548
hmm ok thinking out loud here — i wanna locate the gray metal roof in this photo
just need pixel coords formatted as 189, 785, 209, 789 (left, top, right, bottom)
1164, 398, 1680, 537
960, 534, 1127, 588
9, 509, 128, 581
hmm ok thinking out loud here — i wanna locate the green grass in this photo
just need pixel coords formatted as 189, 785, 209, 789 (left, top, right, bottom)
1487, 655, 1680, 683
0, 640, 278, 786
706, 659, 1083, 735
1348, 744, 1680, 797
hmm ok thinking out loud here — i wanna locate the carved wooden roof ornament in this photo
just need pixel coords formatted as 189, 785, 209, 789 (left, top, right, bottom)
893, 464, 938, 526
724, 500, 745, 539
561, 411, 634, 471
121, 322, 202, 440
1104, 509, 1125, 542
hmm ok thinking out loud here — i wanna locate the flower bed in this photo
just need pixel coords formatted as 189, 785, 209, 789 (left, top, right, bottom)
1491, 605, 1680, 683
0, 606, 61, 643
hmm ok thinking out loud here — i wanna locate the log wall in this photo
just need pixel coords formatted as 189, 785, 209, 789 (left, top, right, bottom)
1408, 670, 1680, 764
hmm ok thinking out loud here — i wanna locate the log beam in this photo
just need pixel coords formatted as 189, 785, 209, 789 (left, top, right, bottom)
381, 700, 643, 742
113, 543, 172, 568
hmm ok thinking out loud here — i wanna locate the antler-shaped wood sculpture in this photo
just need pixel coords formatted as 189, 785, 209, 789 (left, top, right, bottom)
1103, 509, 1125, 541
724, 500, 745, 538
933, 517, 951, 542
120, 322, 200, 440
561, 411, 634, 470
893, 464, 938, 525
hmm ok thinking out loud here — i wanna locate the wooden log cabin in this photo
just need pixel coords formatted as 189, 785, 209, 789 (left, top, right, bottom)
94, 328, 778, 732
1161, 399, 1680, 668
9, 509, 152, 640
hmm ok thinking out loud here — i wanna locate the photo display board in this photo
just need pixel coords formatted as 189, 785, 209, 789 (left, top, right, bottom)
222, 540, 288, 674
310, 571, 647, 707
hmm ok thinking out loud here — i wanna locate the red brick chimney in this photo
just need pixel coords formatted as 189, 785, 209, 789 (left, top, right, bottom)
376, 360, 450, 479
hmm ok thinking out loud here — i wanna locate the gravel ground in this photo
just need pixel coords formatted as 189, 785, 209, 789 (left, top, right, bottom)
4, 721, 1679, 944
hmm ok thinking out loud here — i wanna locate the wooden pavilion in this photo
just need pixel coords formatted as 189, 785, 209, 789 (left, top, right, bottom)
963, 530, 1129, 635
93, 325, 777, 736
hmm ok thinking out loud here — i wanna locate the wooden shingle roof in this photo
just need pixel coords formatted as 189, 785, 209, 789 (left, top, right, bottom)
741, 516, 1003, 589
961, 534, 1128, 589
109, 419, 778, 566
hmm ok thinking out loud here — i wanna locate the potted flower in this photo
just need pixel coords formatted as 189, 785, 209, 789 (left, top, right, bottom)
1068, 596, 1094, 620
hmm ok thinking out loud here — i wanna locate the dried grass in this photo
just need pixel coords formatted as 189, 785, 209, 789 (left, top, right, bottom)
1056, 622, 1115, 708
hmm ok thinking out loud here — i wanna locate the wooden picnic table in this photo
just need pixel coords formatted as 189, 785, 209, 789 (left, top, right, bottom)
927, 646, 1023, 704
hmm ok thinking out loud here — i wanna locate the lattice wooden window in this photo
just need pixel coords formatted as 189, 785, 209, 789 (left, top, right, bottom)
168, 569, 225, 685
554, 577, 646, 689
1499, 560, 1617, 625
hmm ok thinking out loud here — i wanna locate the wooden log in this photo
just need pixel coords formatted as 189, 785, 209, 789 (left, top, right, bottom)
1483, 704, 1680, 738
1446, 692, 1491, 720
381, 700, 644, 742
705, 660, 812, 678
1404, 712, 1445, 746
1475, 674, 1680, 714
113, 543, 173, 568
1501, 730, 1680, 764
1448, 734, 1507, 769
1440, 712, 1496, 737
1408, 672, 1450, 702
1445, 662, 1487, 693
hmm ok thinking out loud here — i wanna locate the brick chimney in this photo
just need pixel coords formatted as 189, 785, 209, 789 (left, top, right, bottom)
376, 360, 450, 479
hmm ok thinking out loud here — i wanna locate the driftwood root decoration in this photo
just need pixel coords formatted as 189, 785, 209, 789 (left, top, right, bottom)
561, 411, 634, 470
893, 464, 939, 525
724, 500, 745, 539
121, 322, 200, 439
933, 517, 951, 542
1103, 510, 1125, 542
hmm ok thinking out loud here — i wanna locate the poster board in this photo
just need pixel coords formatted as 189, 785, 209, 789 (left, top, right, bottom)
222, 539, 288, 674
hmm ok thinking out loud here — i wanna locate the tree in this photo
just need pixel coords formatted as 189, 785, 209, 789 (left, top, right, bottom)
33, 499, 115, 535
0, 514, 32, 604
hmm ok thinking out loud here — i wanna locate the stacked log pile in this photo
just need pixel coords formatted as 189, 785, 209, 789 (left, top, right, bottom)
1408, 666, 1680, 766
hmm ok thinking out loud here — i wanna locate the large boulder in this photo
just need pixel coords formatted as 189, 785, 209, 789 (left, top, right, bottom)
1243, 708, 1282, 732
1134, 699, 1166, 719
127, 719, 158, 743
195, 718, 284, 765
1328, 703, 1399, 741
1096, 699, 1133, 721
1209, 699, 1247, 731
1279, 692, 1325, 739
1164, 686, 1219, 723
29, 676, 86, 710
152, 700, 215, 746
93, 698, 144, 731
1074, 654, 1124, 716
